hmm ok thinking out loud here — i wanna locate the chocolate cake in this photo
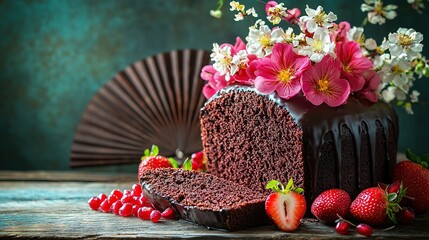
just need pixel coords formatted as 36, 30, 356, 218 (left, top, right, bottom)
140, 168, 271, 231
200, 86, 399, 202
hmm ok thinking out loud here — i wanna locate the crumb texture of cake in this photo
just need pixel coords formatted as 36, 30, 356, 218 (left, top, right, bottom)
140, 168, 271, 231
200, 86, 398, 202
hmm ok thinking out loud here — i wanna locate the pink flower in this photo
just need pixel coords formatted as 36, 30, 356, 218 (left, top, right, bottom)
336, 41, 373, 92
200, 65, 228, 99
265, 1, 278, 14
331, 21, 350, 43
254, 43, 310, 99
355, 70, 381, 102
301, 56, 351, 107
285, 8, 301, 25
228, 37, 246, 54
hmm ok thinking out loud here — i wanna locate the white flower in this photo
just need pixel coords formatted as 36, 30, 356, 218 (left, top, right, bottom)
266, 3, 288, 25
347, 26, 365, 43
246, 7, 258, 18
387, 28, 424, 59
364, 38, 378, 50
404, 102, 414, 114
230, 1, 245, 11
234, 12, 244, 21
300, 5, 337, 33
210, 44, 248, 81
361, 0, 397, 25
380, 57, 412, 84
276, 27, 302, 47
373, 53, 390, 69
380, 86, 399, 103
298, 28, 335, 62
410, 90, 420, 103
246, 24, 283, 57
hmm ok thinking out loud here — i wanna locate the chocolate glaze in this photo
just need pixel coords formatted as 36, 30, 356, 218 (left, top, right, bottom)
204, 85, 399, 199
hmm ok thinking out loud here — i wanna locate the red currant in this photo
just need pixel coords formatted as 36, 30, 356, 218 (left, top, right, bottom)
161, 207, 175, 219
121, 194, 134, 204
132, 205, 140, 217
398, 208, 415, 225
356, 223, 373, 237
335, 220, 350, 235
132, 183, 142, 196
99, 199, 112, 213
107, 194, 119, 205
150, 210, 162, 223
97, 193, 107, 202
123, 189, 132, 196
111, 200, 123, 215
110, 189, 123, 199
138, 207, 153, 220
88, 197, 101, 211
119, 203, 133, 217
139, 195, 150, 207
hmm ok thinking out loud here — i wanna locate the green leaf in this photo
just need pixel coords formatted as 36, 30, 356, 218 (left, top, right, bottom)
144, 149, 150, 157
151, 145, 159, 156
406, 148, 420, 163
285, 178, 294, 191
388, 193, 397, 202
406, 148, 429, 169
295, 187, 304, 194
265, 180, 280, 192
168, 158, 179, 168
182, 158, 192, 171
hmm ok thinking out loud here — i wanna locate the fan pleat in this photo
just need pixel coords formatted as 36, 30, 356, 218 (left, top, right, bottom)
92, 86, 149, 142
70, 49, 211, 167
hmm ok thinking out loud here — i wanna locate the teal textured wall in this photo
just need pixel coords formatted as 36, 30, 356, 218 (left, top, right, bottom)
1, 0, 428, 172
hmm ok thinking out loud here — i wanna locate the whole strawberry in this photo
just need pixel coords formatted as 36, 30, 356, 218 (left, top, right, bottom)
311, 189, 351, 224
191, 151, 206, 171
350, 183, 405, 226
138, 145, 174, 181
393, 149, 429, 213
265, 179, 306, 232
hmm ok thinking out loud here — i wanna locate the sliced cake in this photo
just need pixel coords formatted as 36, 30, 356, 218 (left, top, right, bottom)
140, 168, 271, 231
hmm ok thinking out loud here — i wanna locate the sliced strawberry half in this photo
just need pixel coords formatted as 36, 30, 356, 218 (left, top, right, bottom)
265, 179, 306, 232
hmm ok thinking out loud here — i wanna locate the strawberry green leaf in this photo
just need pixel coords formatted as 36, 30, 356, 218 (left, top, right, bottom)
406, 148, 429, 169
285, 178, 294, 191
144, 149, 150, 157
265, 180, 280, 192
168, 158, 179, 168
388, 193, 397, 202
406, 148, 420, 163
182, 158, 192, 171
151, 145, 159, 156
295, 187, 304, 194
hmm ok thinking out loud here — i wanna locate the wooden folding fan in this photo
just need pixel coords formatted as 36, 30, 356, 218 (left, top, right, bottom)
70, 49, 211, 167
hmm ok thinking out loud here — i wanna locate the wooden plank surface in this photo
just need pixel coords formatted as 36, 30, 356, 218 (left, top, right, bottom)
0, 171, 428, 239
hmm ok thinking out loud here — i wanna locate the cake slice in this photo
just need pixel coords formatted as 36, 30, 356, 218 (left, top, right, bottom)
140, 168, 271, 231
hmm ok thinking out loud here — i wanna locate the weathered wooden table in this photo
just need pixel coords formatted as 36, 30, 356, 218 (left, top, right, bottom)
1, 171, 428, 239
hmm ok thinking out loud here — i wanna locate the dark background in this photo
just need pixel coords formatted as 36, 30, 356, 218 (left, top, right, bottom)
1, 0, 428, 172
